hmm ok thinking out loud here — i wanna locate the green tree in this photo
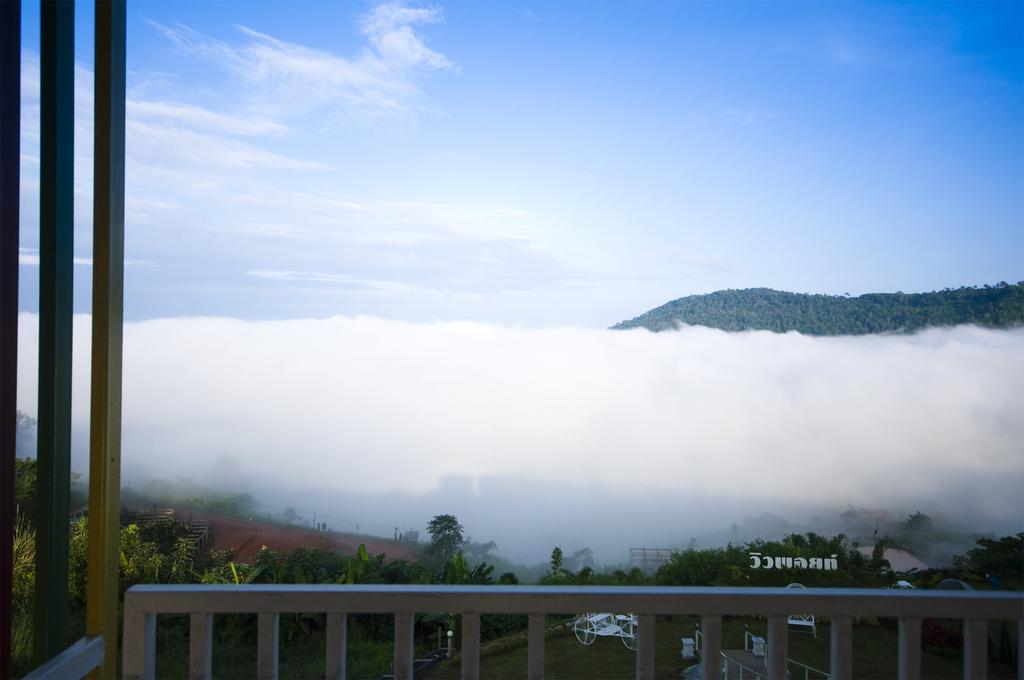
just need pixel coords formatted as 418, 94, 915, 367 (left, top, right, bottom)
426, 514, 464, 566
566, 547, 594, 571
656, 547, 738, 586
462, 539, 498, 565
540, 547, 573, 584
952, 534, 1023, 589
549, 547, 563, 573
904, 511, 933, 533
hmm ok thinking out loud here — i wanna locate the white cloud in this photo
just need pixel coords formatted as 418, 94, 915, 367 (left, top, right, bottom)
721, 107, 777, 126
246, 269, 375, 287
127, 100, 290, 137
18, 248, 155, 268
126, 120, 331, 173
360, 3, 453, 70
148, 2, 455, 124
244, 269, 478, 305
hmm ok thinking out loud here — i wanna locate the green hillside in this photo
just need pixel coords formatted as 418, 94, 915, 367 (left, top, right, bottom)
612, 282, 1024, 335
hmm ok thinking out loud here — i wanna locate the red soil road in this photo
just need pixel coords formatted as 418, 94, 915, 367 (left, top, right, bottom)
183, 511, 421, 564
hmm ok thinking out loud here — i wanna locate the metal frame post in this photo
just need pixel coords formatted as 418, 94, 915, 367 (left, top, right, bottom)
0, 2, 22, 677
34, 0, 75, 664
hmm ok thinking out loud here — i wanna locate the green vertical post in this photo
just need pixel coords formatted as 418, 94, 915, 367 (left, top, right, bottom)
87, 1, 126, 677
0, 3, 22, 677
34, 0, 75, 665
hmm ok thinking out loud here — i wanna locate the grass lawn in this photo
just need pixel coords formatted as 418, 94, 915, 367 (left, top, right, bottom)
423, 615, 1018, 680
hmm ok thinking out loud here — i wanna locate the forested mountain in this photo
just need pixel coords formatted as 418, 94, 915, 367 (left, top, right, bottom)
612, 282, 1024, 335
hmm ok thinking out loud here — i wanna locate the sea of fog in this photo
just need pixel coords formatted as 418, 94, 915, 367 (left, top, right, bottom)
15, 315, 1024, 562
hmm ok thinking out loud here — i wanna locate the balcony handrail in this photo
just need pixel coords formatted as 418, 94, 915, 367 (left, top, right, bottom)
124, 583, 1021, 617
22, 636, 104, 680
123, 584, 1023, 680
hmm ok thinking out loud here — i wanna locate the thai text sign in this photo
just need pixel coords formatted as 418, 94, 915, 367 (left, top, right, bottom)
749, 552, 838, 570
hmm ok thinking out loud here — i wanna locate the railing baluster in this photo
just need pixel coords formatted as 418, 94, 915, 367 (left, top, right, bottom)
257, 612, 279, 680
461, 613, 481, 680
701, 615, 723, 680
527, 613, 544, 680
326, 613, 347, 679
122, 604, 155, 680
897, 617, 921, 680
766, 615, 788, 680
393, 613, 415, 680
963, 618, 987, 679
635, 614, 655, 680
189, 613, 213, 680
829, 615, 852, 680
1018, 617, 1023, 680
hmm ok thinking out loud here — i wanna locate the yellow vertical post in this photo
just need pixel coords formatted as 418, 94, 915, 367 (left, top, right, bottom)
86, 1, 126, 677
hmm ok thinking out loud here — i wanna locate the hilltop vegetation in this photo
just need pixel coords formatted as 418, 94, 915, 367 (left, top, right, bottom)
613, 282, 1024, 334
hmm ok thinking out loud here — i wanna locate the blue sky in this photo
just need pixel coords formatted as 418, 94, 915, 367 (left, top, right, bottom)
17, 0, 1024, 327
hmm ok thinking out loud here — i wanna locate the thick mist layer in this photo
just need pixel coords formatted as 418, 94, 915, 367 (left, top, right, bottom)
15, 315, 1024, 560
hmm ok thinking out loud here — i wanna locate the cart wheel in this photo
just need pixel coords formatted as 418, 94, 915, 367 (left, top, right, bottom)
621, 617, 637, 650
574, 615, 597, 645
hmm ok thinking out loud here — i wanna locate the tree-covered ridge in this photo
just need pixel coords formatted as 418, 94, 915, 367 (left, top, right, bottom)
612, 282, 1024, 335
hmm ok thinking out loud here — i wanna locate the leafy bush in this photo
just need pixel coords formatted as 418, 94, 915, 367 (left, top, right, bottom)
952, 533, 1023, 589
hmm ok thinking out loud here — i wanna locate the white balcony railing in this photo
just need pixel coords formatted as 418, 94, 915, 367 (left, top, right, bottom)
122, 584, 1024, 680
